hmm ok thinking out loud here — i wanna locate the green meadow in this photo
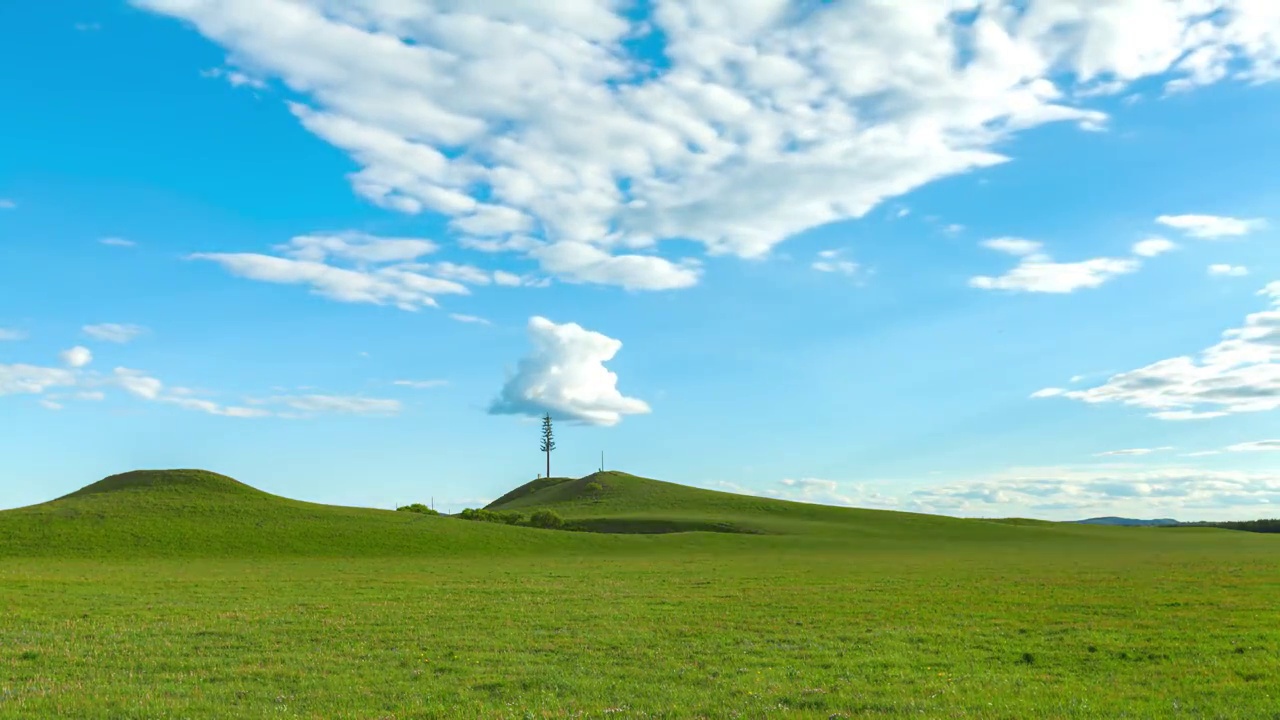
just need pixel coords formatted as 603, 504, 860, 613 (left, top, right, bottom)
1, 470, 1277, 718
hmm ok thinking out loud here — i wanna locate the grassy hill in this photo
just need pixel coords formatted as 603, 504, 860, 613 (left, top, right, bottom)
3, 468, 1268, 560
4, 469, 1279, 717
0, 469, 599, 558
482, 471, 1216, 545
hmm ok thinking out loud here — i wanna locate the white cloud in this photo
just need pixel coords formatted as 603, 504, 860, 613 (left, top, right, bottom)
0, 199, 17, 209
1040, 282, 1280, 420
1156, 214, 1268, 239
130, 0, 1280, 289
982, 237, 1043, 257
709, 478, 900, 511
200, 66, 267, 89
99, 237, 137, 248
812, 249, 859, 276
1209, 264, 1249, 277
191, 248, 467, 311
0, 328, 26, 341
530, 242, 699, 291
1095, 447, 1173, 457
74, 22, 102, 32
449, 313, 491, 325
490, 316, 650, 426
392, 379, 447, 389
278, 232, 437, 264
1132, 237, 1176, 257
971, 239, 1140, 294
1030, 387, 1066, 398
0, 364, 77, 396
83, 323, 147, 344
251, 394, 401, 417
60, 346, 93, 368
1226, 439, 1280, 453
910, 464, 1280, 520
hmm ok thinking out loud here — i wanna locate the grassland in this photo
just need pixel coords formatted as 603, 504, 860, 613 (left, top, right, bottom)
1, 470, 1278, 718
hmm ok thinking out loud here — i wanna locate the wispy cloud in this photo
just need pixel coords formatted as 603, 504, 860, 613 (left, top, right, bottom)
812, 249, 859, 276
99, 237, 137, 248
83, 323, 147, 344
392, 379, 448, 389
971, 237, 1141, 294
449, 313, 491, 325
1226, 439, 1280, 453
1036, 282, 1280, 420
1156, 214, 1267, 239
1094, 447, 1174, 457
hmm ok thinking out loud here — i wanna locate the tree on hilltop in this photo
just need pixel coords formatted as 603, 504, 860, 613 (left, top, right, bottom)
540, 413, 556, 478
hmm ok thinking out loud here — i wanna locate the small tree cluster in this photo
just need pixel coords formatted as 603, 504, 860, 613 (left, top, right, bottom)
396, 503, 439, 515
458, 507, 566, 530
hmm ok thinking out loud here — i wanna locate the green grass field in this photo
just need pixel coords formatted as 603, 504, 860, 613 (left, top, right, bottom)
2, 470, 1278, 718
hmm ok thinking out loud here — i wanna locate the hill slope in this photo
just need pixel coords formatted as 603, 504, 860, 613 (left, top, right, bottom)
0, 469, 596, 558
486, 471, 1096, 541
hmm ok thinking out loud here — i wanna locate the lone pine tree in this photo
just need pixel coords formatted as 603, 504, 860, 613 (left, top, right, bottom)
540, 413, 556, 478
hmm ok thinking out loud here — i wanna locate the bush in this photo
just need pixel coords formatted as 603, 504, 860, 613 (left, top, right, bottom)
396, 503, 439, 515
584, 482, 603, 493
529, 509, 565, 530
458, 508, 524, 525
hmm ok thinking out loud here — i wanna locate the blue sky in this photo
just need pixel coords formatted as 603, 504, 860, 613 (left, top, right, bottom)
3, 0, 1279, 519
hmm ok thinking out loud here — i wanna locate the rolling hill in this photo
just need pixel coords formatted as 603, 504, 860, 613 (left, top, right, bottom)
2, 469, 1265, 560
483, 471, 1148, 543
0, 469, 594, 558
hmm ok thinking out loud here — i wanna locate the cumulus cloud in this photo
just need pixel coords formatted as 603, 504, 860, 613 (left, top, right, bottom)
191, 231, 470, 311
129, 0, 1280, 288
971, 238, 1140, 293
812, 249, 859, 276
490, 316, 650, 426
83, 323, 147, 344
1156, 214, 1268, 239
1037, 282, 1280, 420
99, 237, 136, 247
1132, 237, 1177, 257
1209, 264, 1249, 277
60, 346, 93, 368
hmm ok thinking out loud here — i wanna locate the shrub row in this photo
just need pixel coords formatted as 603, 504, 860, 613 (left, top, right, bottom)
457, 508, 566, 530
396, 503, 440, 515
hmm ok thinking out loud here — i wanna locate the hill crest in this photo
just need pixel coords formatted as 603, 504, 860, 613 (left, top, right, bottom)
60, 469, 272, 500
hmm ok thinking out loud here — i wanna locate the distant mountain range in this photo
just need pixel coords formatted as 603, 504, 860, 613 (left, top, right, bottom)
1073, 516, 1181, 526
